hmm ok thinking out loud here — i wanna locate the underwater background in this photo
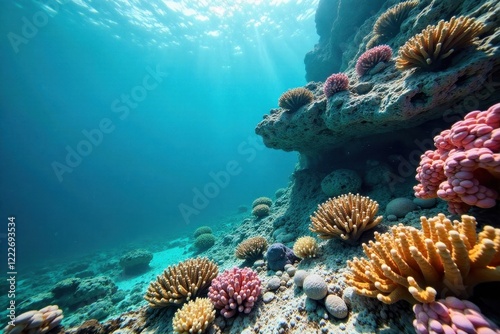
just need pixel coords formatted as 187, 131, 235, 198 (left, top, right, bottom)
0, 0, 318, 266
1, 0, 499, 333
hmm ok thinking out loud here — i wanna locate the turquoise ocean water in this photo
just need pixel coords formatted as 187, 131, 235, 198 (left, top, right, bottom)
0, 0, 319, 267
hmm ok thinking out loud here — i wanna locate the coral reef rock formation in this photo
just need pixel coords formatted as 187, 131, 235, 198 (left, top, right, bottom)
260, 0, 499, 161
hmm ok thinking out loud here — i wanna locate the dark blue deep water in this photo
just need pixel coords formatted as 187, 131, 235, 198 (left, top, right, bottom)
0, 0, 318, 267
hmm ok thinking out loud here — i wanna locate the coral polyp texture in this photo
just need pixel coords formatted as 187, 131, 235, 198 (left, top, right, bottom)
278, 87, 314, 112
144, 258, 219, 308
413, 296, 500, 334
252, 197, 272, 208
208, 267, 262, 318
252, 204, 270, 218
309, 193, 382, 243
293, 236, 319, 259
373, 0, 418, 40
172, 298, 215, 334
235, 236, 268, 261
355, 45, 393, 76
414, 103, 500, 214
323, 73, 349, 98
4, 305, 63, 334
396, 16, 485, 71
345, 213, 500, 304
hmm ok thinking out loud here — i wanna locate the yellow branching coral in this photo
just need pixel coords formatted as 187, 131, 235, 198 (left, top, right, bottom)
345, 214, 500, 304
144, 258, 219, 308
278, 87, 314, 112
235, 236, 268, 260
309, 193, 382, 243
293, 236, 319, 259
172, 298, 215, 334
396, 16, 485, 71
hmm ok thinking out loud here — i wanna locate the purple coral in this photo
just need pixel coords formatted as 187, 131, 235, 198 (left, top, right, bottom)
413, 296, 500, 334
208, 267, 261, 318
323, 73, 349, 98
356, 45, 393, 76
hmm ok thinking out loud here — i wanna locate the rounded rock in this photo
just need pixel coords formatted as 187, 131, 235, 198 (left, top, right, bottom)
325, 295, 348, 319
267, 277, 282, 291
303, 274, 328, 300
263, 292, 275, 303
294, 270, 309, 288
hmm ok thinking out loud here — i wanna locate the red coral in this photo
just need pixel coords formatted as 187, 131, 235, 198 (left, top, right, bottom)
414, 103, 500, 214
323, 73, 349, 98
208, 267, 261, 318
356, 45, 393, 76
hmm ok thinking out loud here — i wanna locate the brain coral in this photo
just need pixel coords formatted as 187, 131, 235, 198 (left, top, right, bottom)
278, 87, 314, 112
396, 16, 485, 71
144, 258, 218, 308
172, 298, 215, 334
194, 233, 216, 250
252, 204, 270, 218
414, 103, 500, 214
208, 267, 261, 318
252, 197, 272, 208
345, 213, 500, 304
194, 226, 212, 238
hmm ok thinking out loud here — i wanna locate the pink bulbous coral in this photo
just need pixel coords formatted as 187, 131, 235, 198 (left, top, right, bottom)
208, 267, 261, 318
413, 296, 500, 334
323, 73, 349, 98
414, 103, 500, 214
356, 45, 393, 76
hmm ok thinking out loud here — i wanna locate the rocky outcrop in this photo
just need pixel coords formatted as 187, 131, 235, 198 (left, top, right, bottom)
259, 0, 500, 163
304, 0, 387, 82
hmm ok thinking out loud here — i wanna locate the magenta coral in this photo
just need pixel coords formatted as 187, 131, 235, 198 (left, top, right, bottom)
413, 297, 500, 334
414, 103, 500, 214
208, 267, 261, 318
356, 45, 393, 76
323, 73, 349, 98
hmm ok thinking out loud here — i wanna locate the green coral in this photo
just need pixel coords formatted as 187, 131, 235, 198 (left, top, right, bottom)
194, 234, 215, 250
193, 226, 212, 238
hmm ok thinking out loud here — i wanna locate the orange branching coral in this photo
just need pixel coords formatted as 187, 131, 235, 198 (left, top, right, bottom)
345, 214, 500, 304
144, 258, 219, 308
309, 193, 382, 243
278, 87, 314, 112
396, 16, 485, 71
235, 236, 268, 260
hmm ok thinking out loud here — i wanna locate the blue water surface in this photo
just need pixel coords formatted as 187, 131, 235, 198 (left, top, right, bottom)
0, 0, 319, 267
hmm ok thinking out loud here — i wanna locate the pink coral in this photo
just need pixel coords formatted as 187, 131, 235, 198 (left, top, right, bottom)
413, 296, 500, 334
208, 267, 261, 318
323, 73, 349, 98
414, 103, 500, 214
355, 45, 393, 76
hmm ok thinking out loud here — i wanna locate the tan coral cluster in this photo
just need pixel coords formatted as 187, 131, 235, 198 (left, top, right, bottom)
4, 305, 63, 334
293, 236, 319, 259
172, 298, 215, 334
309, 193, 383, 243
278, 87, 314, 113
235, 236, 268, 260
144, 258, 219, 308
345, 214, 500, 304
396, 16, 485, 71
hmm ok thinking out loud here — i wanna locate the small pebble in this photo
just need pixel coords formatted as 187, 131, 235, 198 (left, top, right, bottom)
263, 292, 275, 303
